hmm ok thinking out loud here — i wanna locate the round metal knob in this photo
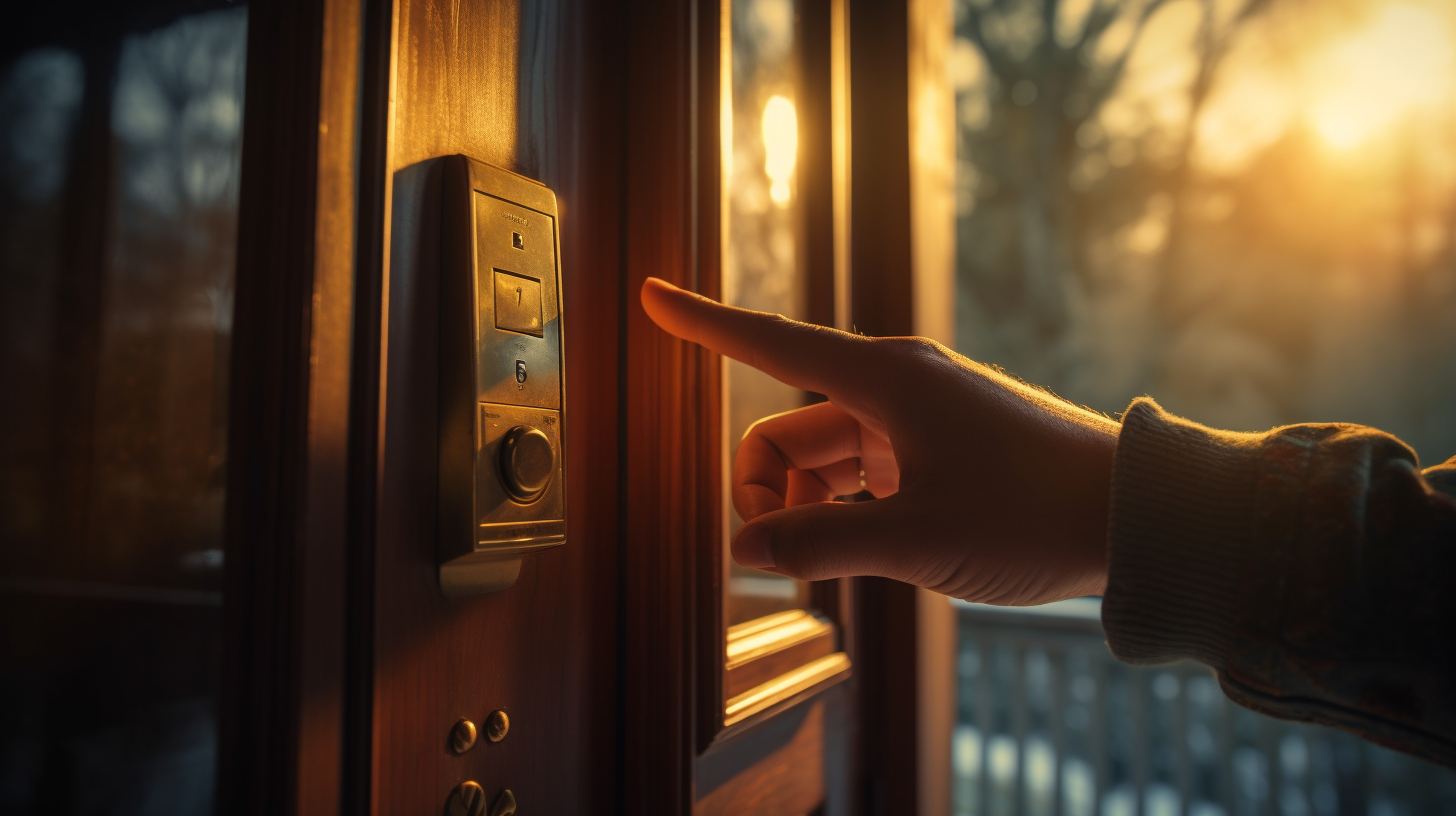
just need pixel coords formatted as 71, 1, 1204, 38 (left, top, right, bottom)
450, 718, 477, 753
445, 781, 487, 816
484, 709, 510, 742
498, 426, 553, 503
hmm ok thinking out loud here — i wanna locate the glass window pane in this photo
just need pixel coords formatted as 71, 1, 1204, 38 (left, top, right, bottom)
724, 0, 813, 627
0, 6, 247, 812
951, 0, 1456, 810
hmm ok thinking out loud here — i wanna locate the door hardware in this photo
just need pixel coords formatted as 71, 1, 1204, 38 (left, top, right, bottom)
445, 781, 486, 816
449, 718, 477, 754
438, 156, 567, 597
484, 709, 510, 743
489, 789, 517, 816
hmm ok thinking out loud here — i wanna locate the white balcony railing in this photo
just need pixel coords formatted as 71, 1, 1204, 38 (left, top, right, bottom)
954, 599, 1456, 816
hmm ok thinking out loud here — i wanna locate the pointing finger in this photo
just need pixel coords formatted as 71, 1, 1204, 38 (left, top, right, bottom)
641, 277, 873, 398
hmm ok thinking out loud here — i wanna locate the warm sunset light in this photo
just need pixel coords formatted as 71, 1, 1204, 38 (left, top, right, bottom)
1307, 3, 1454, 149
762, 95, 798, 205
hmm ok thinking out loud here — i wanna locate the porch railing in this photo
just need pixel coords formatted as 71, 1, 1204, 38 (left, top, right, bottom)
954, 599, 1456, 816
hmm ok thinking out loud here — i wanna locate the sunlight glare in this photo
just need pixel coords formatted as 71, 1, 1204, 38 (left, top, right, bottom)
762, 95, 797, 206
1308, 3, 1454, 149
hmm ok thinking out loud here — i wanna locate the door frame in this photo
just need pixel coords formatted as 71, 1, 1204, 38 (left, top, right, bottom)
218, 0, 364, 813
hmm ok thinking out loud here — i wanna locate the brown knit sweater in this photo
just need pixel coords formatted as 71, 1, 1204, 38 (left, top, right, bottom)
1102, 398, 1456, 769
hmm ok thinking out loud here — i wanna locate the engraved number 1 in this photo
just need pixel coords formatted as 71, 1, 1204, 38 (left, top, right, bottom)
516, 287, 522, 306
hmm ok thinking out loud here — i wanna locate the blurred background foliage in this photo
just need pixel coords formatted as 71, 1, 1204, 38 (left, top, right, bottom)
952, 0, 1456, 461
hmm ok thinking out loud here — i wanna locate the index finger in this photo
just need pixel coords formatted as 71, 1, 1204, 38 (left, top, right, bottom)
640, 277, 872, 397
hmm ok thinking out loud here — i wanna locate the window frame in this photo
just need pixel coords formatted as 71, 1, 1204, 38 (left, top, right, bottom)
696, 0, 856, 751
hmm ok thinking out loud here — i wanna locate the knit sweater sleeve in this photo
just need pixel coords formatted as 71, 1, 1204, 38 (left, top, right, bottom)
1101, 398, 1456, 768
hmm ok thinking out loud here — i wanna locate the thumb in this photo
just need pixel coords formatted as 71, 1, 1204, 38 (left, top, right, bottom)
732, 495, 921, 584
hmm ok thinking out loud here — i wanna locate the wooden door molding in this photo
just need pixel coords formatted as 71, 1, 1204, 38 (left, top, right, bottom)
219, 0, 361, 813
342, 0, 395, 807
620, 0, 719, 808
723, 611, 849, 723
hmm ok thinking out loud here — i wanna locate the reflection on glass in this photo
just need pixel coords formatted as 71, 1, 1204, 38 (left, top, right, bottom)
762, 94, 798, 204
725, 0, 813, 627
0, 6, 246, 813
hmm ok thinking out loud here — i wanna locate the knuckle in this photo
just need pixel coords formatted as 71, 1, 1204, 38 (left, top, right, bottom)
740, 416, 770, 443
736, 420, 792, 468
878, 335, 948, 360
871, 335, 954, 379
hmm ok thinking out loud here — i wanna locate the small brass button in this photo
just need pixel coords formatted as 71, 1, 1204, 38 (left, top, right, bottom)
445, 781, 487, 816
498, 427, 553, 503
485, 709, 510, 743
450, 718, 477, 754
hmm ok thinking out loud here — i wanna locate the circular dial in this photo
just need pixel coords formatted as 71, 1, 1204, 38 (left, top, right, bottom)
498, 425, 554, 503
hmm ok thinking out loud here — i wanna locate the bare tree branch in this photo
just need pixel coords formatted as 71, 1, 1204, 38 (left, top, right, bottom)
1080, 0, 1173, 117
960, 3, 1021, 83
1073, 3, 1124, 53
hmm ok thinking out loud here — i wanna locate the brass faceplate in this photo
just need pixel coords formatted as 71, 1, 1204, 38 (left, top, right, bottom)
439, 156, 567, 598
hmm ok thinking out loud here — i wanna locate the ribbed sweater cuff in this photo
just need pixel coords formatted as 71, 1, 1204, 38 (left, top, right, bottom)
1101, 398, 1264, 668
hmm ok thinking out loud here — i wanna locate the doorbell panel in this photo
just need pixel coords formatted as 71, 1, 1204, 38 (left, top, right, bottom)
439, 155, 566, 598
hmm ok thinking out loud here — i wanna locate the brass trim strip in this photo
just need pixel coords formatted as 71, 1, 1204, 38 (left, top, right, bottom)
725, 612, 833, 667
723, 652, 852, 726
726, 609, 808, 640
477, 519, 566, 548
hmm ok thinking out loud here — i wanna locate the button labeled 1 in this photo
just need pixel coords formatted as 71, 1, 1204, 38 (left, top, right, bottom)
493, 269, 543, 336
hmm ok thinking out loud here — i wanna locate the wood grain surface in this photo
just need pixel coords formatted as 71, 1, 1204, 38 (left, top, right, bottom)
367, 1, 625, 812
620, 0, 717, 809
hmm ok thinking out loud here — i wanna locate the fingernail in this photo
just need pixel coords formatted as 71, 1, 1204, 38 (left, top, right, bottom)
732, 525, 775, 570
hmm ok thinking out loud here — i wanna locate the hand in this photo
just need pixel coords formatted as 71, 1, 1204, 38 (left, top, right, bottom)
640, 277, 1118, 605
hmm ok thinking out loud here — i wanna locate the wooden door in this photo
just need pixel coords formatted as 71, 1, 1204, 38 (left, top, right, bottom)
212, 0, 953, 812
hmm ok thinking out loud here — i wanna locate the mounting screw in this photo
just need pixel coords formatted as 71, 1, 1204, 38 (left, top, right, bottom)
445, 781, 487, 816
450, 718, 477, 754
484, 709, 510, 743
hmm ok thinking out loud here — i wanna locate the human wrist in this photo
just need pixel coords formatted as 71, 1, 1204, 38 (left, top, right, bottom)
1038, 409, 1116, 596
1078, 420, 1117, 594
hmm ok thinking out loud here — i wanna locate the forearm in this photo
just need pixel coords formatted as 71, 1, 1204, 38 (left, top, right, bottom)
1101, 399, 1456, 768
